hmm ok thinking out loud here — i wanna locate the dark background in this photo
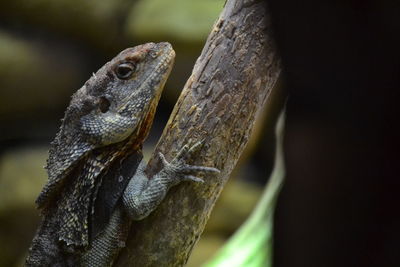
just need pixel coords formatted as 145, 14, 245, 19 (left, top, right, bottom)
267, 0, 400, 266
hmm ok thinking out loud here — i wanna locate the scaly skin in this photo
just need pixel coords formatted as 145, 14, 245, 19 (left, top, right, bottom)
26, 42, 219, 267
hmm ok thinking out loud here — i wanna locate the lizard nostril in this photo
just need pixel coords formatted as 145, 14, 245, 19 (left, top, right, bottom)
99, 97, 110, 113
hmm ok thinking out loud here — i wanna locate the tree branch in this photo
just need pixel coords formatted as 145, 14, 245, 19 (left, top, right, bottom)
115, 0, 281, 265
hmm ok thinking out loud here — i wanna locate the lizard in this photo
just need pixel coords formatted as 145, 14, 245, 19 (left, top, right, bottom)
25, 42, 219, 267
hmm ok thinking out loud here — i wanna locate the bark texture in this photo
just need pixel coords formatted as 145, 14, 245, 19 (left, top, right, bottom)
115, 0, 281, 265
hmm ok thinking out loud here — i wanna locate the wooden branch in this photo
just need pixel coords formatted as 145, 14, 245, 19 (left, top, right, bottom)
115, 0, 281, 265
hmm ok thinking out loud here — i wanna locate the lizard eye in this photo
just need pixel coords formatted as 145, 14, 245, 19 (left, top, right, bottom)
99, 97, 110, 113
115, 62, 136, 79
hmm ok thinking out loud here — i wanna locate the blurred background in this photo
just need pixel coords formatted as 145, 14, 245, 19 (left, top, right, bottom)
0, 0, 283, 266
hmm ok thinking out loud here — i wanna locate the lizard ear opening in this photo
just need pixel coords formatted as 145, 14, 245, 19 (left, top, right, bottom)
99, 97, 110, 113
115, 62, 136, 79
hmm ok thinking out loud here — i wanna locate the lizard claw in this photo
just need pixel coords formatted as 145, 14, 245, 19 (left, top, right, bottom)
184, 175, 205, 183
158, 152, 169, 167
174, 144, 190, 162
173, 141, 203, 163
187, 141, 203, 155
182, 165, 220, 174
158, 142, 219, 184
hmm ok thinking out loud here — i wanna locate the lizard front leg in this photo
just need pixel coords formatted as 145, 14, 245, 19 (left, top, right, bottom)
122, 142, 219, 220
82, 142, 219, 266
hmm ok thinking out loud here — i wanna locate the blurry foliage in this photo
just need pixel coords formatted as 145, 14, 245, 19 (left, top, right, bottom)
127, 0, 225, 43
0, 147, 47, 213
0, 0, 132, 53
0, 147, 48, 266
0, 30, 86, 119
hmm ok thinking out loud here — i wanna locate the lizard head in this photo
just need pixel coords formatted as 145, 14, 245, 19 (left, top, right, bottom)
78, 42, 176, 146
37, 43, 175, 208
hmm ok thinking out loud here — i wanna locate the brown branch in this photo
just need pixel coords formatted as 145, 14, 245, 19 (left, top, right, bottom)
115, 0, 281, 265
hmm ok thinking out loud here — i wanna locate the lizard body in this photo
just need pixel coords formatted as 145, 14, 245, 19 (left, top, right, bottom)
26, 42, 219, 266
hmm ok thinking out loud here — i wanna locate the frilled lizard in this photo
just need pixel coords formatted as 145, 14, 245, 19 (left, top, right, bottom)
26, 42, 219, 266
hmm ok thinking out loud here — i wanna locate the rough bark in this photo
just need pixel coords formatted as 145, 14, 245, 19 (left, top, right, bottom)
115, 0, 281, 265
